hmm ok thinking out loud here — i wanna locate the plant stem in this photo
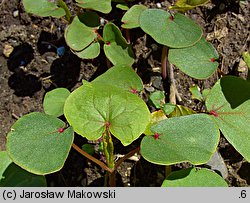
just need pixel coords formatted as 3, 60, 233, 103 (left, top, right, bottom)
165, 165, 172, 178
125, 29, 131, 44
115, 147, 140, 169
71, 143, 113, 173
57, 0, 72, 22
102, 130, 114, 169
161, 46, 168, 80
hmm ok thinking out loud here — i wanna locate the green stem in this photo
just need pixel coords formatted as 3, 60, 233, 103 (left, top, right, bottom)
57, 0, 72, 22
165, 165, 172, 178
102, 130, 114, 169
102, 128, 116, 186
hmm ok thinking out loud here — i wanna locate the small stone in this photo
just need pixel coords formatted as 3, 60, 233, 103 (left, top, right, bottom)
144, 85, 155, 92
100, 18, 105, 26
13, 10, 19, 17
156, 3, 162, 8
238, 59, 247, 73
3, 44, 14, 57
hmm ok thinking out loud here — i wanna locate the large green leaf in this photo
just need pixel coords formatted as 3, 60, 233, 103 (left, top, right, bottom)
169, 38, 219, 79
76, 0, 112, 14
65, 16, 97, 51
0, 151, 12, 180
0, 163, 47, 187
64, 81, 150, 146
141, 114, 220, 165
92, 65, 143, 92
139, 9, 202, 48
23, 0, 65, 17
1, 150, 46, 186
43, 88, 70, 117
6, 112, 74, 175
162, 168, 228, 187
205, 76, 250, 161
103, 23, 134, 66
121, 5, 147, 29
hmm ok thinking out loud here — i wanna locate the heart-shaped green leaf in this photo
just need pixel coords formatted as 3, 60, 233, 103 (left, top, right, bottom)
141, 114, 220, 165
205, 76, 250, 161
6, 112, 74, 175
43, 88, 70, 117
121, 5, 147, 29
169, 38, 219, 79
76, 0, 112, 14
23, 0, 65, 18
103, 23, 134, 66
65, 16, 97, 51
92, 64, 143, 92
139, 9, 202, 48
73, 41, 100, 59
64, 81, 150, 146
162, 168, 228, 187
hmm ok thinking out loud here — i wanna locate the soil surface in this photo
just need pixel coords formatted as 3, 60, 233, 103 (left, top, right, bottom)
0, 0, 249, 186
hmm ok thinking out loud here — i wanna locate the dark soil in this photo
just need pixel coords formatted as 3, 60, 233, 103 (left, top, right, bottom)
0, 0, 249, 186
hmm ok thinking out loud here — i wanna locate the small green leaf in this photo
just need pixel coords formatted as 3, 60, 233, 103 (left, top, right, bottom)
141, 114, 220, 165
139, 9, 202, 48
64, 81, 150, 146
169, 38, 219, 79
76, 0, 112, 14
43, 88, 70, 117
205, 76, 250, 161
7, 112, 74, 175
92, 64, 143, 92
168, 105, 196, 117
149, 91, 165, 109
169, 0, 209, 12
116, 4, 129, 11
242, 51, 250, 69
112, 0, 135, 2
162, 168, 228, 187
103, 23, 134, 66
0, 163, 47, 187
162, 103, 176, 115
144, 110, 167, 136
82, 144, 95, 155
23, 0, 65, 18
202, 88, 210, 101
189, 85, 204, 101
65, 16, 97, 51
121, 5, 147, 29
73, 41, 100, 59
